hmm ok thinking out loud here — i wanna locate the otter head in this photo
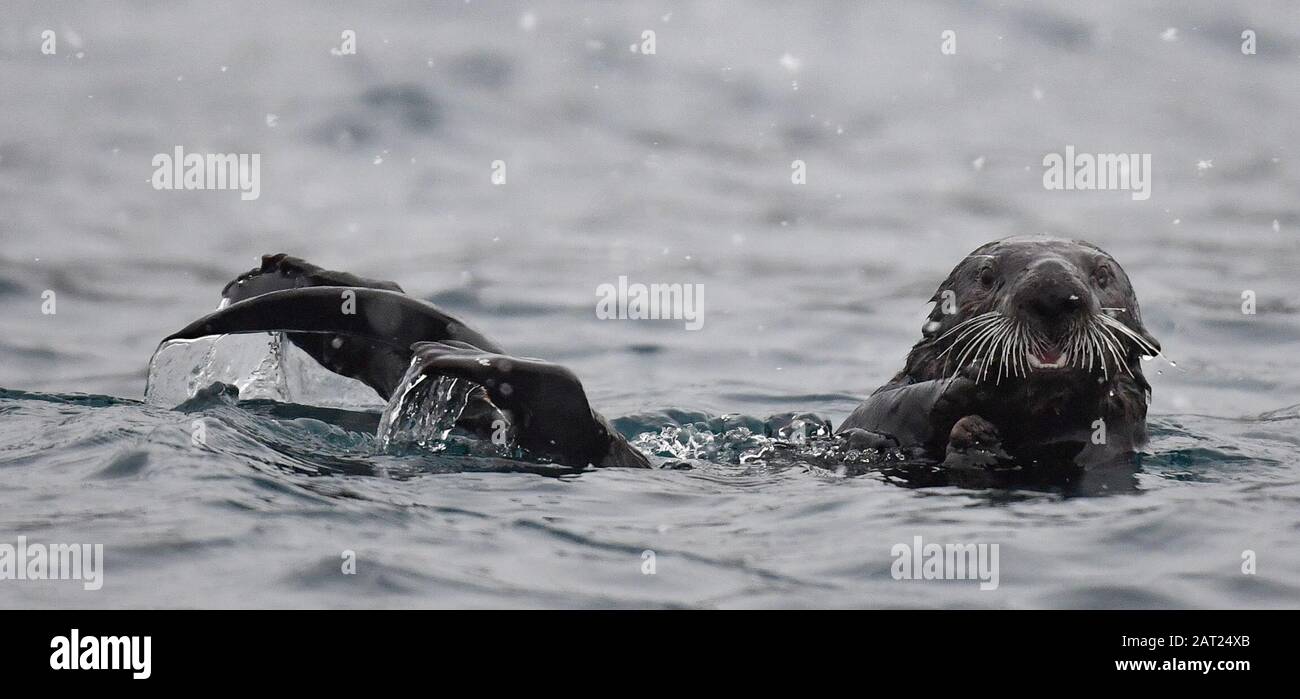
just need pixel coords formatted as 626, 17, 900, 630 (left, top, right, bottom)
906, 236, 1161, 386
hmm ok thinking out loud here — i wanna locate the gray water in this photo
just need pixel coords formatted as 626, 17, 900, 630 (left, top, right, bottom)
1, 1, 1298, 608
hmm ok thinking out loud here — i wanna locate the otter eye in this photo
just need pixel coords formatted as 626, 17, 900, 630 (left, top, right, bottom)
1093, 264, 1113, 289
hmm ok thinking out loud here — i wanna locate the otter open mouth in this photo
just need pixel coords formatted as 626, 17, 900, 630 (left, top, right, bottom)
1027, 347, 1068, 370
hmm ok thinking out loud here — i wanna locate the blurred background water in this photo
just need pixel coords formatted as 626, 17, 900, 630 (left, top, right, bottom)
1, 0, 1297, 608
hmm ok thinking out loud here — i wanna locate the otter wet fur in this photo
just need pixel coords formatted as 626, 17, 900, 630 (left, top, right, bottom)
158, 236, 1161, 473
839, 236, 1161, 469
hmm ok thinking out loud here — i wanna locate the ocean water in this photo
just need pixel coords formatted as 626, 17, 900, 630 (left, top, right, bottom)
1, 1, 1298, 608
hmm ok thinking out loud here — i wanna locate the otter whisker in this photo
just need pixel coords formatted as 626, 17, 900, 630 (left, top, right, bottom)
937, 324, 987, 362
1072, 321, 1086, 372
1006, 321, 1026, 381
997, 322, 1016, 384
1067, 321, 1085, 371
1077, 321, 1094, 373
1006, 324, 1019, 379
944, 319, 1002, 358
1014, 323, 1028, 378
1103, 327, 1119, 376
1089, 323, 1108, 379
1024, 327, 1048, 359
1093, 320, 1130, 376
948, 315, 1004, 361
933, 311, 1000, 345
987, 319, 1019, 381
979, 323, 1010, 383
1103, 317, 1158, 357
1089, 320, 1108, 377
1084, 323, 1097, 374
991, 324, 1014, 383
1086, 323, 1097, 371
1007, 321, 1026, 382
936, 315, 1002, 360
1097, 313, 1162, 357
953, 320, 1005, 379
1100, 325, 1119, 375
955, 317, 1010, 380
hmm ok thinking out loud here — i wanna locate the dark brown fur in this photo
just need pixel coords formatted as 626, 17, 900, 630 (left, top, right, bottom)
838, 236, 1161, 466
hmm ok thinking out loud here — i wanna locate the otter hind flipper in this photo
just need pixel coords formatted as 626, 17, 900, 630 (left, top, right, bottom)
222, 253, 404, 302
162, 287, 502, 399
403, 341, 650, 469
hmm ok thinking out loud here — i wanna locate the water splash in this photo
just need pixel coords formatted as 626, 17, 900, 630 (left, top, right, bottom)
145, 332, 385, 409
627, 414, 893, 472
145, 330, 486, 456
376, 358, 473, 452
146, 333, 290, 406
238, 333, 289, 399
631, 423, 771, 463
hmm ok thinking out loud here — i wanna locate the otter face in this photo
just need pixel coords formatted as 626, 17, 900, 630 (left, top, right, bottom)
918, 236, 1160, 384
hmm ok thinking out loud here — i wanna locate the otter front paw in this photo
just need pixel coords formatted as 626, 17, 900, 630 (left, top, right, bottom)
839, 427, 898, 451
948, 414, 1000, 450
944, 414, 1011, 468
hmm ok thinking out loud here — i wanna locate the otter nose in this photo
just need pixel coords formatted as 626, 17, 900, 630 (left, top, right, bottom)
1028, 284, 1083, 317
1019, 260, 1087, 321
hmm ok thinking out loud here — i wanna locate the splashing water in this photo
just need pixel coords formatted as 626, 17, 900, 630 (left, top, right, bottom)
376, 359, 474, 452
626, 414, 896, 474
146, 333, 290, 405
145, 333, 386, 409
145, 333, 495, 456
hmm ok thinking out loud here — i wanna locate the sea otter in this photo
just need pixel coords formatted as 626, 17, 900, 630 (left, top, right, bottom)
837, 236, 1161, 468
156, 236, 1161, 470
